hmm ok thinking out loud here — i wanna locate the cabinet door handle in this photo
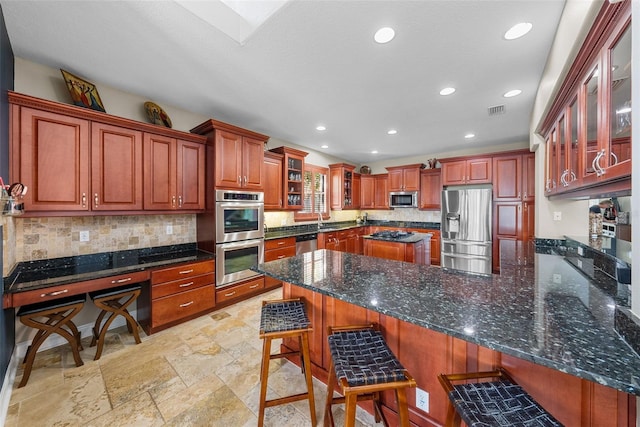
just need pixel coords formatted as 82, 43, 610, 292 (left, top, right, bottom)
111, 277, 132, 284
517, 191, 521, 199
243, 176, 248, 186
94, 193, 99, 207
595, 149, 606, 176
238, 176, 242, 184
178, 196, 183, 208
82, 193, 87, 208
179, 281, 194, 288
610, 151, 618, 165
179, 301, 194, 308
224, 291, 237, 297
249, 284, 260, 289
179, 269, 194, 275
545, 179, 550, 192
41, 289, 68, 297
570, 170, 576, 182
172, 196, 176, 208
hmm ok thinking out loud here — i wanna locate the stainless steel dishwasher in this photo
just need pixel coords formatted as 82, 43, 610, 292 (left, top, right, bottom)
295, 233, 318, 255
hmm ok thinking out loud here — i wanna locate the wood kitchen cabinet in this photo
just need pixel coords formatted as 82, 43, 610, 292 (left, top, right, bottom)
360, 174, 375, 209
419, 169, 442, 210
440, 157, 492, 186
386, 164, 424, 192
352, 172, 361, 209
263, 151, 284, 210
142, 259, 215, 334
540, 1, 631, 198
215, 276, 265, 307
374, 173, 389, 209
143, 133, 205, 211
190, 119, 268, 191
9, 92, 207, 215
269, 146, 309, 210
363, 237, 430, 265
264, 237, 296, 288
329, 163, 357, 210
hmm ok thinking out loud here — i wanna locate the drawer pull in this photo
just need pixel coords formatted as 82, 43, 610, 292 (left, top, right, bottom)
179, 281, 195, 288
41, 289, 68, 297
179, 269, 194, 275
277, 241, 285, 245
111, 277, 132, 284
249, 284, 260, 289
179, 301, 194, 308
224, 291, 237, 297
277, 255, 286, 259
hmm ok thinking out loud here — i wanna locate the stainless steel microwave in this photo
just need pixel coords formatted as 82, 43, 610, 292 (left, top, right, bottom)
389, 191, 418, 208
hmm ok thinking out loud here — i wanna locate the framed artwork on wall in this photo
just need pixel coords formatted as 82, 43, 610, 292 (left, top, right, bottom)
60, 69, 106, 113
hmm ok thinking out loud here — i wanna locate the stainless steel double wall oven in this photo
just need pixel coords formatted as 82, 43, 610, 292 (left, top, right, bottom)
215, 190, 264, 288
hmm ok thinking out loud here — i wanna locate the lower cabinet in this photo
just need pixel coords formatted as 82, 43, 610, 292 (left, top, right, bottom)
363, 237, 430, 265
317, 228, 365, 254
142, 259, 215, 334
215, 276, 265, 306
264, 237, 296, 288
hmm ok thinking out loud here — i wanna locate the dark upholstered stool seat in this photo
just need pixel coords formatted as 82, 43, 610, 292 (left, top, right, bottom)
325, 325, 416, 427
438, 369, 564, 427
89, 284, 142, 360
258, 299, 316, 427
17, 294, 85, 388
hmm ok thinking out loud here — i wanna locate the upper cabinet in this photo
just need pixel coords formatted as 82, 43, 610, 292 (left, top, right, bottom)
419, 169, 442, 210
541, 1, 631, 198
263, 151, 284, 210
360, 174, 375, 209
493, 152, 535, 202
440, 157, 492, 186
191, 119, 268, 191
9, 92, 206, 215
269, 146, 308, 210
374, 174, 389, 209
143, 134, 205, 211
329, 163, 357, 210
386, 164, 424, 192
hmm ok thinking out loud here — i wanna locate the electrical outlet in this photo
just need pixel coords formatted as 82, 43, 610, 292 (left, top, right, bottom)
553, 211, 562, 221
166, 225, 173, 235
416, 388, 429, 413
281, 219, 286, 226
577, 259, 583, 268
553, 273, 562, 284
79, 231, 90, 242
578, 247, 584, 256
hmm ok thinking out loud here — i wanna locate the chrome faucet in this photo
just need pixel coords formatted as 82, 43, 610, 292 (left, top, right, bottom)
317, 212, 323, 229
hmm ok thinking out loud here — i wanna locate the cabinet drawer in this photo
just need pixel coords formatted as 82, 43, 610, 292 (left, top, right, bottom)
265, 246, 296, 261
151, 285, 214, 327
265, 237, 295, 250
151, 260, 214, 284
216, 277, 264, 304
151, 273, 214, 300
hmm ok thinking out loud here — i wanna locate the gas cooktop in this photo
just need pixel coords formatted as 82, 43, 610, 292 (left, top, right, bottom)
370, 230, 413, 239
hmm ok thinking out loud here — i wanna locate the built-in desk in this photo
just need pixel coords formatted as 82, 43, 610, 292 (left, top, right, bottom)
255, 241, 638, 426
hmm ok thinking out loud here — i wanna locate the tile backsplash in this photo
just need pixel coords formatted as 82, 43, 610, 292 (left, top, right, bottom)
3, 214, 196, 276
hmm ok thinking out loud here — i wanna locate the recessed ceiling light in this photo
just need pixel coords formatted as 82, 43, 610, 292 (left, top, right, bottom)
371, 150, 379, 154
321, 144, 329, 149
316, 125, 326, 131
387, 129, 397, 135
504, 22, 532, 40
439, 87, 456, 96
464, 133, 475, 139
374, 27, 395, 44
503, 89, 522, 98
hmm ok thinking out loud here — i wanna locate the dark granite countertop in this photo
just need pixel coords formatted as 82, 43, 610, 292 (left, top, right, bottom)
4, 243, 215, 294
363, 231, 432, 243
254, 240, 640, 396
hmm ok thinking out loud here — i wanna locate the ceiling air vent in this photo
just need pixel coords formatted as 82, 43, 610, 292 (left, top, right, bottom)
488, 105, 506, 116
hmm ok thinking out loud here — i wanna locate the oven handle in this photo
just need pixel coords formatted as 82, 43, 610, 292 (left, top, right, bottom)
216, 201, 265, 210
217, 239, 265, 250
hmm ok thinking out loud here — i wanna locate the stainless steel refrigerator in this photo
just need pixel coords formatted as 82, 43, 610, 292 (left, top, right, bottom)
441, 188, 492, 275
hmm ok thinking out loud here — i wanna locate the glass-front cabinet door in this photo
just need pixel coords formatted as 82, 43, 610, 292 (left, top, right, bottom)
566, 98, 579, 188
581, 64, 600, 185
603, 20, 631, 178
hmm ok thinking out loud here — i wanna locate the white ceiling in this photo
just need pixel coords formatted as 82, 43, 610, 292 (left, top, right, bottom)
1, 0, 566, 164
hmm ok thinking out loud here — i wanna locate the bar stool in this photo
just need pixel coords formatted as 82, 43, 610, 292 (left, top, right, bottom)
258, 298, 316, 427
89, 284, 142, 360
324, 324, 416, 427
17, 294, 85, 388
438, 368, 563, 427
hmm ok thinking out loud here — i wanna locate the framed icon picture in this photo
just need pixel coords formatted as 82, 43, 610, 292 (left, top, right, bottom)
60, 69, 106, 113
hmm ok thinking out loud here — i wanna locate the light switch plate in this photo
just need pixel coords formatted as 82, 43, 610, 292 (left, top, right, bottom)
416, 388, 429, 413
553, 211, 562, 221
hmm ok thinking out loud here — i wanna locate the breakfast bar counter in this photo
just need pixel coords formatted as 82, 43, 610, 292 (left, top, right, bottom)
255, 241, 638, 426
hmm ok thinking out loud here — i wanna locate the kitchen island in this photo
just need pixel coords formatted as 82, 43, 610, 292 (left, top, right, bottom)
363, 231, 431, 265
254, 241, 638, 426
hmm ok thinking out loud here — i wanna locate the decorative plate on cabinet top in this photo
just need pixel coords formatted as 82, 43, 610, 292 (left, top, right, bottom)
360, 165, 372, 174
144, 101, 172, 128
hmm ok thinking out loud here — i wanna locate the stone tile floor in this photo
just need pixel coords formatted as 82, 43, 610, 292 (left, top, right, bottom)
5, 288, 380, 426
